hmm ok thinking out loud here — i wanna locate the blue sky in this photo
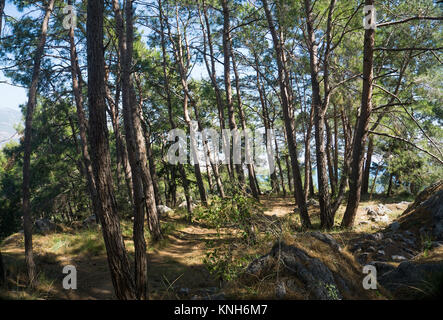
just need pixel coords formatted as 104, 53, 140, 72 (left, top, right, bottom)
0, 2, 27, 112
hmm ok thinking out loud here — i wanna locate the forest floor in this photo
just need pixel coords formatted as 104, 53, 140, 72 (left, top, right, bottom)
2, 193, 439, 300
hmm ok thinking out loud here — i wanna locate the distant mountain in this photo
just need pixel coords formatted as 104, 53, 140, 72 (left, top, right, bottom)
0, 107, 22, 147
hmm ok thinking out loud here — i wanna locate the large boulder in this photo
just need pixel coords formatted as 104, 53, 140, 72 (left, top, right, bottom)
379, 260, 443, 298
397, 180, 443, 240
157, 205, 173, 217
34, 218, 56, 234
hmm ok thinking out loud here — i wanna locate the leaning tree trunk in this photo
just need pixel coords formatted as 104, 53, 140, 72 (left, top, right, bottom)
86, 0, 135, 299
342, 0, 375, 228
22, 0, 55, 286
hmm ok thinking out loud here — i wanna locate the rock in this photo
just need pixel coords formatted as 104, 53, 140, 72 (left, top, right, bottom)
178, 287, 190, 295
82, 215, 97, 228
275, 281, 286, 298
373, 233, 384, 241
307, 199, 320, 207
246, 242, 342, 300
198, 287, 219, 295
369, 261, 395, 276
377, 250, 385, 256
430, 241, 443, 249
178, 201, 195, 210
402, 248, 415, 256
379, 260, 443, 298
365, 204, 392, 217
357, 253, 369, 264
392, 255, 407, 262
403, 230, 414, 238
34, 218, 56, 234
308, 231, 342, 251
366, 246, 376, 253
390, 222, 400, 232
245, 254, 274, 277
349, 243, 362, 253
207, 293, 225, 300
157, 205, 173, 217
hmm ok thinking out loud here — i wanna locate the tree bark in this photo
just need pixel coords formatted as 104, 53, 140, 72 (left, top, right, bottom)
68, 0, 100, 226
86, 0, 135, 299
0, 0, 5, 38
361, 136, 374, 195
304, 0, 335, 229
230, 39, 259, 199
22, 0, 55, 286
221, 0, 244, 186
342, 0, 375, 228
262, 0, 311, 228
198, 1, 232, 179
157, 0, 192, 214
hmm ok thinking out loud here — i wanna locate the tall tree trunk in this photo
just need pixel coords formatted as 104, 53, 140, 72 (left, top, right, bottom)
361, 136, 374, 195
198, 1, 232, 179
262, 0, 311, 228
221, 0, 243, 186
105, 66, 134, 207
285, 154, 292, 193
230, 39, 259, 199
158, 0, 192, 214
22, 0, 55, 286
86, 0, 135, 299
303, 106, 314, 202
274, 131, 286, 196
304, 0, 335, 229
0, 0, 5, 38
333, 103, 339, 187
68, 0, 100, 226
325, 119, 336, 195
342, 0, 375, 228
170, 4, 207, 206
386, 173, 394, 198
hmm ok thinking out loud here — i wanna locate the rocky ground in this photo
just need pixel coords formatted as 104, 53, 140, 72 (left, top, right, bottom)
1, 181, 442, 300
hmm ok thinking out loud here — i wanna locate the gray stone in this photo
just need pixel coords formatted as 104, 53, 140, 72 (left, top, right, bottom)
82, 215, 97, 228
34, 218, 56, 234
379, 260, 443, 298
157, 205, 173, 217
366, 246, 376, 253
369, 261, 395, 276
308, 231, 342, 251
275, 281, 286, 298
390, 222, 400, 232
178, 287, 190, 295
392, 255, 407, 262
307, 199, 320, 207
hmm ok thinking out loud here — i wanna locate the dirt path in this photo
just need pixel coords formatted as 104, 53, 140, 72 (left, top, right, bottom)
261, 196, 296, 217
1, 214, 227, 300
